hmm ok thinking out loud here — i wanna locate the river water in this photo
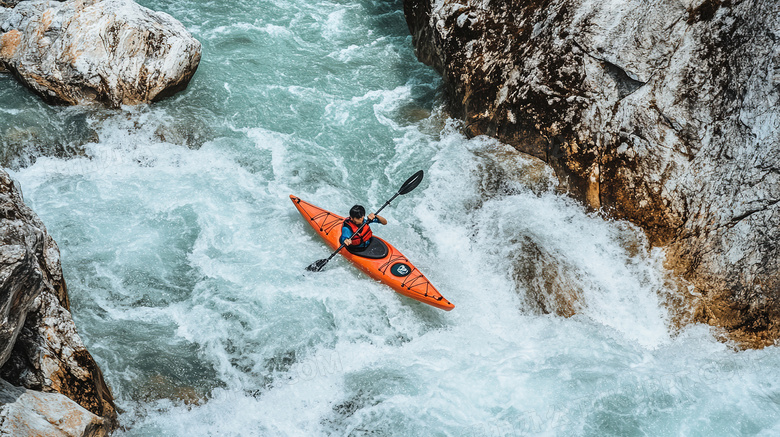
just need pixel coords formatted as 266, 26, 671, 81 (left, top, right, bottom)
4, 0, 780, 435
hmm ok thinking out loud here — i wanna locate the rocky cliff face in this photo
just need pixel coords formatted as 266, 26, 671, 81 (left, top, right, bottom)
0, 169, 116, 434
0, 0, 201, 107
405, 0, 780, 347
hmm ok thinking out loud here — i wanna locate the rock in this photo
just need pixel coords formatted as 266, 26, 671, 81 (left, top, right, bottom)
0, 1, 29, 8
0, 170, 64, 367
405, 0, 780, 347
472, 141, 559, 200
1, 291, 118, 428
0, 168, 117, 429
0, 378, 108, 437
0, 0, 201, 107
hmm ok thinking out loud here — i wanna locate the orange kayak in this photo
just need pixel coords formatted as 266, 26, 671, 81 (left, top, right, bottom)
290, 195, 454, 311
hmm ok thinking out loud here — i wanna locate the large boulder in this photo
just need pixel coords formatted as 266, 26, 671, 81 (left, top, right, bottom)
0, 169, 117, 429
0, 378, 108, 437
405, 0, 780, 346
0, 0, 201, 107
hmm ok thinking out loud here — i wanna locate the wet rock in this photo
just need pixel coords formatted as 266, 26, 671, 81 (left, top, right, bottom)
0, 378, 108, 437
510, 234, 582, 318
1, 291, 118, 428
405, 0, 780, 346
472, 141, 559, 200
0, 169, 63, 367
0, 0, 201, 107
0, 168, 117, 429
0, 1, 28, 8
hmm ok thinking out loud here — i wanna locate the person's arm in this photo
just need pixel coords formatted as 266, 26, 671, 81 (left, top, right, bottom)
367, 213, 387, 225
340, 225, 354, 246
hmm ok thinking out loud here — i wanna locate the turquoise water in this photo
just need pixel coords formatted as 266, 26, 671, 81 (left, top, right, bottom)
5, 0, 780, 435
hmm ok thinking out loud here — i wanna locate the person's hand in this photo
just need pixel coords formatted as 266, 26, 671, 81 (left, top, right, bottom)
344, 238, 352, 246
367, 213, 376, 221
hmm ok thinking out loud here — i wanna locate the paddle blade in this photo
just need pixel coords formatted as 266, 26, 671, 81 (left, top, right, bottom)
398, 170, 424, 195
306, 259, 328, 272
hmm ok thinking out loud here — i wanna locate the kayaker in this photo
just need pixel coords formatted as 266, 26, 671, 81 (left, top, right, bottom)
340, 205, 387, 249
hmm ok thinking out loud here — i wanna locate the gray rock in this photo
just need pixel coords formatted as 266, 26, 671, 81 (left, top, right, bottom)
405, 0, 780, 346
0, 169, 61, 368
0, 0, 201, 107
0, 168, 116, 428
0, 378, 107, 437
2, 290, 117, 428
1, 1, 66, 8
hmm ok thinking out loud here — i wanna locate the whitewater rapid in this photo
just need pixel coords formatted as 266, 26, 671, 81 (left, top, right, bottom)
4, 0, 780, 435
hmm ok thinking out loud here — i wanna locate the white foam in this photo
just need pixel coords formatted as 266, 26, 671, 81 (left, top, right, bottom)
11, 0, 780, 435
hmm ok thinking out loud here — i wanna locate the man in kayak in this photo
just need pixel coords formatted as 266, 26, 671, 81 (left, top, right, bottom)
340, 205, 387, 249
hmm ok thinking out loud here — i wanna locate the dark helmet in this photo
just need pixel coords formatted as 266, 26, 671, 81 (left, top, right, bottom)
349, 205, 365, 218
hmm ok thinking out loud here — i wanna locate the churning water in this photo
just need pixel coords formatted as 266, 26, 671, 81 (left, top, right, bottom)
4, 0, 780, 435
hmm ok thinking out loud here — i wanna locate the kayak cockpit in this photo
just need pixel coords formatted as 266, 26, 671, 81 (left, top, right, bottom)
346, 237, 389, 259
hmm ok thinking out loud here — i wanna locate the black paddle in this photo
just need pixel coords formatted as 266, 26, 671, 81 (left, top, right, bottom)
306, 170, 424, 272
